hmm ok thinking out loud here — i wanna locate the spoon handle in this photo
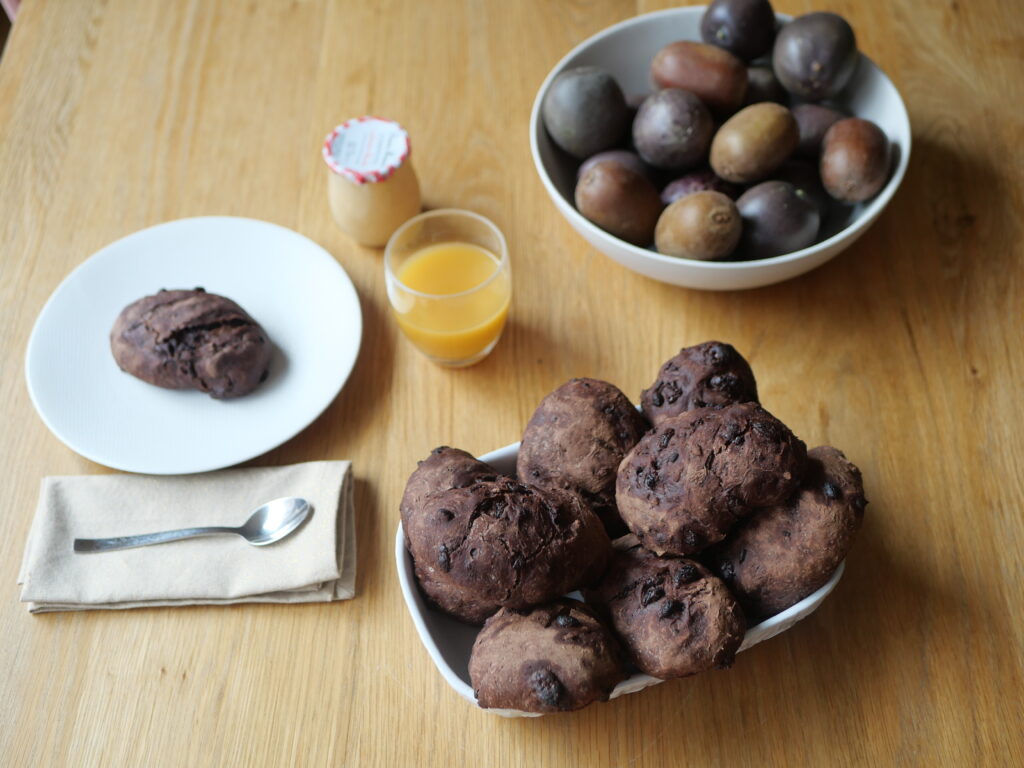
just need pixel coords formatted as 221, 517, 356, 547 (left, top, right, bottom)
73, 526, 239, 553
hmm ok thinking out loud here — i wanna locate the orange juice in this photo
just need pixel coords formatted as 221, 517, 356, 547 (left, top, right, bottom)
392, 242, 510, 364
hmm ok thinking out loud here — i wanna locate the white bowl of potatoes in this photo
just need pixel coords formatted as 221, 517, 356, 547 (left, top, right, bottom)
529, 4, 911, 290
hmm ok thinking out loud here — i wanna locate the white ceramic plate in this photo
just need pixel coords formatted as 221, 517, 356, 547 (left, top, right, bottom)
396, 440, 844, 717
25, 216, 362, 474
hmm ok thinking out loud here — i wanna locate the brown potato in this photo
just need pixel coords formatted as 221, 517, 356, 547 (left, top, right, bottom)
575, 161, 663, 246
654, 191, 741, 261
820, 118, 890, 202
710, 102, 798, 183
650, 41, 747, 116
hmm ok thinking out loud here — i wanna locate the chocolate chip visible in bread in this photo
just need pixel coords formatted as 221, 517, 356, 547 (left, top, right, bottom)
469, 599, 626, 712
402, 473, 612, 625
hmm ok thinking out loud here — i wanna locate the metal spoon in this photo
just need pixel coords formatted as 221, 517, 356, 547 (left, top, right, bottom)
72, 497, 311, 553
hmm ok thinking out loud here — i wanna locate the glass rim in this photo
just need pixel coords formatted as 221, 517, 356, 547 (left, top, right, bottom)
384, 208, 509, 299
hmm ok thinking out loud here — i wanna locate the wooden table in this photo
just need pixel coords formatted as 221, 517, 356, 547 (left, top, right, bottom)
1, 1, 1021, 765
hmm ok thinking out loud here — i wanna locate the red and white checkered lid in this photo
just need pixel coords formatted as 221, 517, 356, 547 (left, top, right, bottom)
322, 117, 411, 184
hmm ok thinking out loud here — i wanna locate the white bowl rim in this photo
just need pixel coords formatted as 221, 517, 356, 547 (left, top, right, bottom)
395, 438, 846, 715
528, 5, 912, 271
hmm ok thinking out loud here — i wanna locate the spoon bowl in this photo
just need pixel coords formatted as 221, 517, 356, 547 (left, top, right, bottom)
240, 497, 313, 545
73, 496, 312, 553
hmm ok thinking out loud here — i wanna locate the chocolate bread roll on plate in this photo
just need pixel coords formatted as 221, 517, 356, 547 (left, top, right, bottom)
709, 445, 866, 619
110, 288, 272, 399
402, 474, 611, 625
641, 341, 758, 426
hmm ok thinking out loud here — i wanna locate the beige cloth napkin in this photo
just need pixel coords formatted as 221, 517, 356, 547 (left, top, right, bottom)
18, 461, 356, 613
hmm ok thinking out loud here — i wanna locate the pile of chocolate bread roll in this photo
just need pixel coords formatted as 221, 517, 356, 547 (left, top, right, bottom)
401, 341, 866, 714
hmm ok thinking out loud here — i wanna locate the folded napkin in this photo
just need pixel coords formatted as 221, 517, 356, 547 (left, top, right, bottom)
18, 461, 356, 613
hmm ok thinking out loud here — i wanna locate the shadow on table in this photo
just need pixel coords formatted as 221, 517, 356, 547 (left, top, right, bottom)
727, 132, 1007, 326
248, 282, 396, 466
487, 485, 1006, 763
351, 476, 379, 601
482, 315, 610, 389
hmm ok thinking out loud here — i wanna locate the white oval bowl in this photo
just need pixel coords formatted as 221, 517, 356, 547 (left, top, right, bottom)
529, 6, 911, 290
396, 440, 844, 717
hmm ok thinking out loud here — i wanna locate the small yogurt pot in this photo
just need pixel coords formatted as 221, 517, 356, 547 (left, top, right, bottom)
322, 117, 421, 247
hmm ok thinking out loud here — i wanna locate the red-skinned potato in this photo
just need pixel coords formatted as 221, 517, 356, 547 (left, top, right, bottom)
651, 41, 747, 116
820, 117, 890, 202
575, 161, 663, 246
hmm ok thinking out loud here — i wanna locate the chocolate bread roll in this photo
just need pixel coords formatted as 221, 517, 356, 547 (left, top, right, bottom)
617, 402, 807, 555
110, 288, 272, 399
709, 445, 867, 619
470, 599, 626, 712
585, 535, 745, 679
641, 341, 758, 426
518, 378, 648, 537
402, 474, 611, 624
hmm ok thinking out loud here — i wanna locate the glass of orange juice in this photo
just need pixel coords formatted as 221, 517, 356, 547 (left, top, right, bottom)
385, 209, 511, 367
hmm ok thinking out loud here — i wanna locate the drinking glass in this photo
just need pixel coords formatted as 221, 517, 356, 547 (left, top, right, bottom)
385, 209, 511, 367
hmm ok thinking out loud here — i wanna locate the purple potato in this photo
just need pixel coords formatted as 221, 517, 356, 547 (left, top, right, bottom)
661, 169, 739, 205
743, 66, 786, 105
542, 66, 631, 159
773, 13, 859, 101
773, 159, 830, 219
736, 180, 820, 259
578, 150, 652, 181
820, 118, 890, 202
792, 103, 847, 159
700, 0, 777, 62
632, 89, 715, 171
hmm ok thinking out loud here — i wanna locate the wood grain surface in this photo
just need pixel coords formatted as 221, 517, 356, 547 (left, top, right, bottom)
1, 1, 1022, 765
